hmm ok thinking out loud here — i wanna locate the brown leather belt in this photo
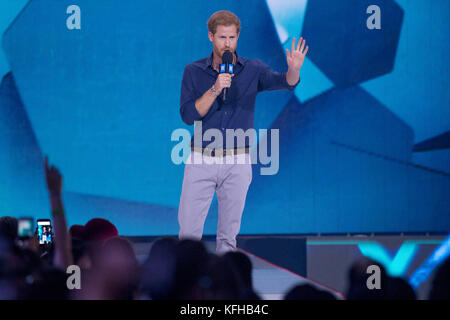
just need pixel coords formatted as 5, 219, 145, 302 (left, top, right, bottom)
191, 146, 250, 157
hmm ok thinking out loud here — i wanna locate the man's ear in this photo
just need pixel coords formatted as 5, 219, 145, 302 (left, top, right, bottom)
208, 32, 214, 42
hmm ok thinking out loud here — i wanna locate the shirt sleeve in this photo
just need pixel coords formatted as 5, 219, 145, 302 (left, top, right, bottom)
180, 65, 203, 125
256, 59, 300, 92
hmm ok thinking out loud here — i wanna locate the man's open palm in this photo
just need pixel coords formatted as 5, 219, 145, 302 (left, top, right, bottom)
286, 37, 308, 71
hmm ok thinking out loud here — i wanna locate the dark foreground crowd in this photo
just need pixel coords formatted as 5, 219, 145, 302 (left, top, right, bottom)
0, 158, 448, 300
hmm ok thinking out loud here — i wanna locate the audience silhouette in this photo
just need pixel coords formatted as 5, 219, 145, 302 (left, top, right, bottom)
0, 158, 447, 300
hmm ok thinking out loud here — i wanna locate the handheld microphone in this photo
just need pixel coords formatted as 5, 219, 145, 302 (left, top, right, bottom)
220, 50, 234, 101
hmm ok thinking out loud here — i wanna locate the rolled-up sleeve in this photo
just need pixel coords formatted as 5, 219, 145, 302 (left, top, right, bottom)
256, 59, 300, 92
180, 66, 203, 125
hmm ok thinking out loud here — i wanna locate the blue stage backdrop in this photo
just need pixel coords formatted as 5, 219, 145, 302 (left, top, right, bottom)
1, 0, 449, 235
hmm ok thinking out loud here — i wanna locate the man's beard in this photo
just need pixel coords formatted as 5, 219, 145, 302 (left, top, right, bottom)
217, 48, 234, 57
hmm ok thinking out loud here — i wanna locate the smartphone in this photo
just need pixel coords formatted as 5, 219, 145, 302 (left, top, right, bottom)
37, 219, 53, 245
18, 217, 35, 239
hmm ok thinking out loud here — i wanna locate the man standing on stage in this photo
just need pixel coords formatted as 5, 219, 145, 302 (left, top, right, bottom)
178, 10, 308, 254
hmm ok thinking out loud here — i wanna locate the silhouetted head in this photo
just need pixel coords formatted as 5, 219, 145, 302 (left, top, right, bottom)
429, 257, 450, 300
27, 266, 69, 300
346, 257, 390, 300
140, 237, 179, 299
387, 277, 416, 300
192, 254, 245, 300
221, 250, 261, 299
86, 236, 139, 299
1, 247, 44, 299
171, 239, 209, 299
0, 216, 18, 243
223, 251, 253, 288
69, 218, 118, 244
284, 283, 337, 300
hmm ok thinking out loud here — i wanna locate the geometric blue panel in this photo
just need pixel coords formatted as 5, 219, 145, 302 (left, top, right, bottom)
412, 149, 450, 176
361, 0, 450, 143
266, 0, 308, 44
302, 0, 403, 88
0, 0, 28, 79
1, 0, 449, 236
62, 192, 177, 236
242, 88, 449, 234
414, 131, 450, 152
0, 72, 49, 219
3, 0, 294, 208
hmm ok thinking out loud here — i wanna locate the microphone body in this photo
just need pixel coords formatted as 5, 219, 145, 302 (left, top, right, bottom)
220, 50, 234, 101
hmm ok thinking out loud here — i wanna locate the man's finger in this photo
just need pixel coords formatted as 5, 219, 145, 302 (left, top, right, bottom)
286, 48, 290, 59
296, 37, 303, 51
291, 37, 296, 55
299, 39, 305, 53
303, 45, 309, 56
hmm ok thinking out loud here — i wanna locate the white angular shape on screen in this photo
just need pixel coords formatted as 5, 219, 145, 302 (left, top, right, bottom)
0, 0, 29, 78
266, 0, 308, 41
275, 23, 289, 44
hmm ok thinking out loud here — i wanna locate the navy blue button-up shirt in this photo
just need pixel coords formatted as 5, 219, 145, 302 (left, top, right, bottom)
180, 52, 300, 148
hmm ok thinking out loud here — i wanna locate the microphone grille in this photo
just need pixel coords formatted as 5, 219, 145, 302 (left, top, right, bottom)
222, 50, 233, 64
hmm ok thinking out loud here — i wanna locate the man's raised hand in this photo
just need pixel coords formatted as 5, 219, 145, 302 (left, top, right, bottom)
44, 156, 63, 196
286, 37, 309, 72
